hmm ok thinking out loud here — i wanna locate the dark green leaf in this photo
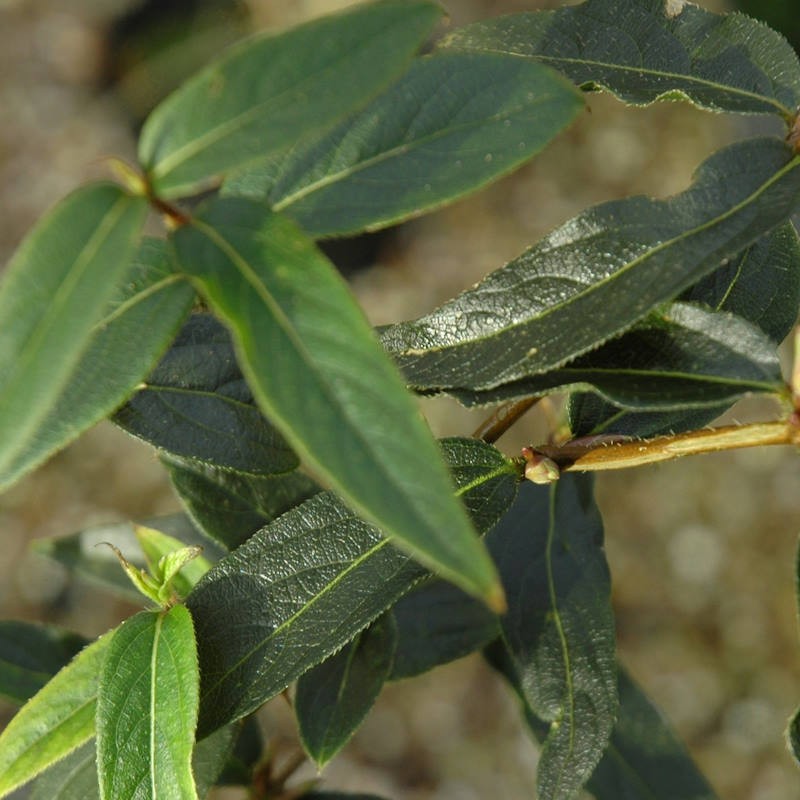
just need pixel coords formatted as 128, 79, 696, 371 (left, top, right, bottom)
0, 622, 87, 706
487, 646, 717, 800
113, 313, 296, 476
380, 138, 800, 391
448, 302, 783, 410
1, 238, 194, 490
138, 1, 443, 198
97, 606, 199, 800
186, 438, 517, 736
296, 615, 396, 767
192, 725, 239, 799
443, 0, 800, 119
486, 477, 616, 800
214, 717, 263, 786
389, 578, 499, 681
682, 221, 800, 344
163, 455, 320, 550
0, 632, 111, 798
0, 183, 147, 492
173, 200, 502, 607
32, 514, 225, 602
224, 51, 583, 236
30, 742, 98, 800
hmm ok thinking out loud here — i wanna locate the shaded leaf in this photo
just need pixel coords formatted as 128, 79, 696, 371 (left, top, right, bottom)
163, 455, 320, 550
224, 51, 583, 236
487, 646, 717, 800
486, 477, 616, 800
138, 1, 443, 197
449, 302, 783, 409
443, 0, 800, 119
214, 717, 263, 786
389, 578, 499, 681
302, 795, 390, 800
33, 514, 225, 603
30, 741, 98, 800
380, 138, 800, 391
0, 632, 111, 798
97, 606, 199, 800
789, 537, 800, 768
0, 622, 87, 706
173, 200, 502, 606
0, 238, 194, 490
186, 438, 518, 736
296, 615, 396, 767
113, 313, 296, 476
192, 725, 240, 799
682, 221, 800, 344
0, 183, 147, 491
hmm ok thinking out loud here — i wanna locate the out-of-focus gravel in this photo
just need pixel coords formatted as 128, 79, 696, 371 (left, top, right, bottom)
1, 1, 799, 798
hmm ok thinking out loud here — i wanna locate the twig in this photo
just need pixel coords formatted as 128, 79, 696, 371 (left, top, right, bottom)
472, 397, 540, 443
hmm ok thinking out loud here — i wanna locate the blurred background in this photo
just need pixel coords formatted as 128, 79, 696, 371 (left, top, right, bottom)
1, 0, 799, 797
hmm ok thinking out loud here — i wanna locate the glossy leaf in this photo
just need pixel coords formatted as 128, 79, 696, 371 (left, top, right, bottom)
113, 313, 296, 476
682, 221, 800, 344
186, 438, 517, 736
487, 645, 717, 800
172, 199, 502, 607
443, 0, 800, 119
380, 138, 800, 391
486, 477, 616, 800
450, 302, 783, 409
224, 51, 583, 236
389, 579, 499, 681
138, 1, 443, 198
0, 238, 194, 490
32, 514, 225, 602
0, 183, 147, 492
0, 632, 111, 798
163, 455, 320, 550
97, 606, 199, 800
30, 742, 98, 800
0, 622, 87, 706
296, 615, 397, 767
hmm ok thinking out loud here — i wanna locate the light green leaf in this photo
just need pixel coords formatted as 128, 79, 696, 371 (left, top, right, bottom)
0, 632, 112, 798
113, 313, 297, 476
0, 237, 194, 490
449, 301, 783, 410
296, 616, 397, 767
487, 477, 616, 800
138, 1, 443, 198
186, 438, 517, 736
0, 622, 87, 706
97, 606, 199, 800
0, 183, 147, 492
380, 138, 800, 391
30, 742, 98, 800
443, 0, 800, 119
224, 51, 583, 236
136, 525, 211, 600
172, 199, 502, 607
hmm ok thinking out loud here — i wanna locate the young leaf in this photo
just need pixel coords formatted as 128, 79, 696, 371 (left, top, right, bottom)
0, 622, 87, 706
449, 302, 784, 409
0, 183, 147, 492
486, 477, 616, 800
186, 438, 518, 736
136, 525, 212, 599
682, 221, 800, 344
30, 742, 98, 800
113, 313, 297, 476
224, 50, 583, 236
138, 1, 443, 198
296, 615, 397, 767
389, 579, 499, 681
172, 200, 502, 607
380, 138, 800, 391
163, 455, 320, 550
443, 0, 800, 119
0, 632, 112, 798
487, 645, 718, 800
96, 606, 199, 800
0, 238, 194, 490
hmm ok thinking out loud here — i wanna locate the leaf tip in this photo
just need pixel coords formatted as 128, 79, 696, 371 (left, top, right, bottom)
486, 582, 507, 615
